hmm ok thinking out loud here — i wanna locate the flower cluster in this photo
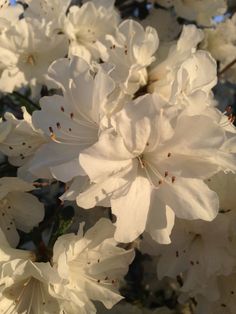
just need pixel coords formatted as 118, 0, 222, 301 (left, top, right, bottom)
0, 0, 235, 313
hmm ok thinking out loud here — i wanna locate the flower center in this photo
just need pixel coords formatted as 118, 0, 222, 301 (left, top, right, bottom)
26, 54, 37, 66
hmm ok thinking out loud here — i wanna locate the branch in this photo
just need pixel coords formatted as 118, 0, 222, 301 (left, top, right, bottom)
218, 58, 236, 77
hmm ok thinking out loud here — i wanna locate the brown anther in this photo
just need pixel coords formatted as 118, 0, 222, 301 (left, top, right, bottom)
158, 180, 162, 185
68, 128, 72, 132
112, 280, 115, 284
60, 106, 65, 112
190, 261, 194, 265
9, 146, 13, 150
97, 259, 100, 263
226, 105, 232, 113
112, 44, 116, 49
228, 113, 233, 120
49, 126, 53, 133
164, 171, 168, 177
70, 112, 74, 119
167, 152, 171, 157
22, 142, 26, 146
176, 251, 179, 257
172, 176, 176, 183
97, 279, 100, 283
27, 55, 36, 66
146, 142, 149, 146
105, 276, 108, 280
56, 122, 61, 129
124, 49, 128, 55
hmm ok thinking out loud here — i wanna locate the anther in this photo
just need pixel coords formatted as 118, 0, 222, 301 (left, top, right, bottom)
70, 113, 74, 119
56, 122, 61, 129
167, 152, 171, 157
164, 171, 168, 177
172, 176, 176, 183
60, 106, 65, 112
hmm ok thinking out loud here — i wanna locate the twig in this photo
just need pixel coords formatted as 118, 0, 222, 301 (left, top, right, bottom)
13, 91, 40, 110
218, 58, 236, 77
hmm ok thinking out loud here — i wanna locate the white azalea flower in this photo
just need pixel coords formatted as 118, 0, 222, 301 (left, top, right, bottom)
202, 13, 236, 84
51, 218, 135, 312
0, 17, 68, 93
102, 19, 158, 95
0, 107, 46, 180
155, 215, 236, 300
154, 0, 227, 26
0, 0, 23, 33
0, 177, 44, 246
24, 0, 70, 35
76, 94, 236, 243
0, 259, 60, 314
148, 25, 217, 113
30, 56, 115, 182
64, 0, 119, 62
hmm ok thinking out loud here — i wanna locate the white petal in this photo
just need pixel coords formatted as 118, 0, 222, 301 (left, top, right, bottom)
8, 192, 44, 233
159, 178, 219, 221
111, 175, 152, 243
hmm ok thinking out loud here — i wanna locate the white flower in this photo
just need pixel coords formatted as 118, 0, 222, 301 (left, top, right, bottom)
0, 177, 44, 246
30, 56, 115, 182
64, 0, 119, 62
51, 218, 135, 312
202, 13, 236, 84
0, 0, 23, 33
0, 227, 59, 313
148, 25, 217, 113
154, 215, 236, 300
154, 0, 227, 26
0, 259, 60, 314
0, 107, 46, 180
76, 94, 236, 243
0, 17, 68, 92
24, 0, 70, 35
102, 19, 158, 95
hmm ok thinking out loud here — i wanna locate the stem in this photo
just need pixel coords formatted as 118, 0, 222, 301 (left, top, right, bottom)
218, 58, 236, 77
13, 91, 40, 110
